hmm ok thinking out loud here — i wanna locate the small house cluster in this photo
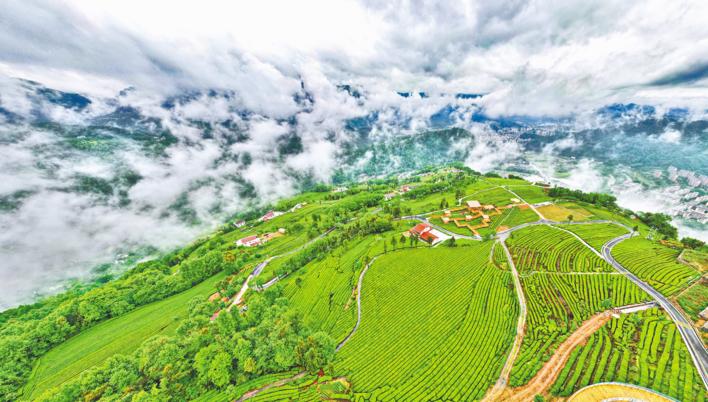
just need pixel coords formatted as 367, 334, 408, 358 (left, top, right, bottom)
405, 222, 447, 245
235, 228, 287, 248
385, 185, 414, 201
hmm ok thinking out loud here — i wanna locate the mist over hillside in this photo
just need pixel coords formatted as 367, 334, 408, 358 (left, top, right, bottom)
0, 0, 707, 309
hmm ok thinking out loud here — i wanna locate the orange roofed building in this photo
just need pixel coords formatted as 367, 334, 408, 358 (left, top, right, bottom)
410, 222, 432, 236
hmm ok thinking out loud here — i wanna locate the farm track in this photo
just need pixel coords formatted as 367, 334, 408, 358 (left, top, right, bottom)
498, 311, 614, 401
336, 255, 380, 351
236, 371, 307, 401
482, 239, 527, 402
229, 226, 337, 308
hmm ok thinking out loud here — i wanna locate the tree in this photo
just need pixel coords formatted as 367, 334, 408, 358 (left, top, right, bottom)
295, 332, 336, 373
208, 352, 232, 388
567, 214, 574, 223
534, 395, 545, 402
445, 237, 457, 247
600, 298, 613, 310
383, 242, 388, 254
400, 234, 406, 246
391, 236, 398, 250
681, 237, 705, 249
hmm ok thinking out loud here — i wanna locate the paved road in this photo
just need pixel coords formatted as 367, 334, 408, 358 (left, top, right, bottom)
603, 234, 708, 389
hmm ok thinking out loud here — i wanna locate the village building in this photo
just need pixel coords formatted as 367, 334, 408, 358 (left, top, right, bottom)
483, 205, 495, 211
700, 306, 708, 321
384, 192, 398, 201
441, 216, 450, 224
289, 202, 306, 212
466, 200, 481, 209
409, 222, 432, 237
259, 210, 283, 222
400, 185, 412, 193
262, 228, 287, 243
236, 235, 261, 247
233, 220, 246, 228
420, 230, 439, 244
333, 186, 348, 193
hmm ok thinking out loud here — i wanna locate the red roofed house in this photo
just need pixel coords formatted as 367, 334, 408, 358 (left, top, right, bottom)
400, 185, 412, 193
420, 230, 439, 244
410, 222, 432, 237
259, 210, 283, 222
236, 235, 261, 247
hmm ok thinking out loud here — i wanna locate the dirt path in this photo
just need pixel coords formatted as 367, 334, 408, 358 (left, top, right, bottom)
482, 239, 527, 401
495, 311, 612, 401
236, 371, 307, 401
336, 255, 380, 351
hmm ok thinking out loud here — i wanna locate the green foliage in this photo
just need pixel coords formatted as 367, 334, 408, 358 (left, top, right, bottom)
34, 293, 336, 401
637, 212, 678, 239
557, 223, 630, 251
548, 186, 618, 209
681, 237, 705, 249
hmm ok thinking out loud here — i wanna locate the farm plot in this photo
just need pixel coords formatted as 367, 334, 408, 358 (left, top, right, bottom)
506, 185, 552, 204
336, 244, 519, 401
677, 280, 708, 322
612, 237, 701, 296
506, 225, 614, 273
474, 186, 519, 206
537, 203, 593, 222
509, 273, 649, 386
551, 308, 705, 402
557, 223, 630, 251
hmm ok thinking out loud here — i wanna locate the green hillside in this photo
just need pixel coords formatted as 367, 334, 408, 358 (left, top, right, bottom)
1, 166, 705, 402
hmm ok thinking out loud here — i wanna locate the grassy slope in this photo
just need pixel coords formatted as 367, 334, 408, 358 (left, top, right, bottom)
23, 271, 228, 400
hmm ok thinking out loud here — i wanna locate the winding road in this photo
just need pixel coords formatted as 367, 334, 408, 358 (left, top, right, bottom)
602, 234, 708, 389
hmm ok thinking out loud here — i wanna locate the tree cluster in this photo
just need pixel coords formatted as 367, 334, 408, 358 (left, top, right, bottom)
36, 292, 335, 401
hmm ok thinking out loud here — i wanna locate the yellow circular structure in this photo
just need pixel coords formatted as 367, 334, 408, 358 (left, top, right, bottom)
568, 383, 678, 402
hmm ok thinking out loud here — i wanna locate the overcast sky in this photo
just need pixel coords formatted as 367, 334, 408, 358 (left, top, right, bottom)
2, 0, 708, 115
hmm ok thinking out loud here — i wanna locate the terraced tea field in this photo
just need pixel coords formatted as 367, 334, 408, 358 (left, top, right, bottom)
506, 225, 614, 273
551, 308, 705, 401
510, 273, 649, 386
558, 223, 630, 251
336, 244, 519, 400
612, 237, 701, 296
505, 185, 552, 204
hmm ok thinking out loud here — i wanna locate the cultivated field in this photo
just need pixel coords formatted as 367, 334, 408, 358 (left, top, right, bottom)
613, 237, 701, 296
505, 185, 552, 204
336, 244, 519, 400
510, 273, 649, 386
506, 225, 615, 273
558, 223, 630, 251
551, 308, 705, 401
537, 203, 593, 222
